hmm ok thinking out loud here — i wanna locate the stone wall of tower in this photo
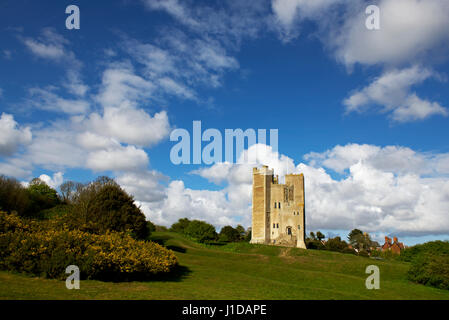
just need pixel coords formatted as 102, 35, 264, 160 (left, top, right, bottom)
250, 166, 272, 244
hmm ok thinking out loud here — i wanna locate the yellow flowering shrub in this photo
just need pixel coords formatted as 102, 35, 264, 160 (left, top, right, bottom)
0, 212, 178, 281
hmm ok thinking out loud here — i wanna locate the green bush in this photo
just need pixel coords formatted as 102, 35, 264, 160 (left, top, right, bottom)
306, 239, 325, 250
184, 220, 217, 243
407, 254, 449, 290
0, 212, 177, 281
399, 241, 449, 262
219, 226, 241, 242
39, 204, 73, 220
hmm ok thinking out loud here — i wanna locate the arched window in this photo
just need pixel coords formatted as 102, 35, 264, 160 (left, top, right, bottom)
278, 202, 281, 209
274, 202, 277, 209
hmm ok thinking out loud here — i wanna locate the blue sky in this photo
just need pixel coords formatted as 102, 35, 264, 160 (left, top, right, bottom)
1, 0, 449, 245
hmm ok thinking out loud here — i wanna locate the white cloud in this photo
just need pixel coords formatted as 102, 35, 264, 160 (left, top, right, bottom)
28, 87, 90, 115
89, 108, 170, 147
344, 66, 448, 122
39, 172, 64, 189
86, 145, 149, 172
22, 28, 88, 99
180, 143, 449, 237
334, 0, 449, 67
116, 170, 167, 203
271, 0, 343, 41
0, 158, 32, 179
0, 113, 32, 156
270, 0, 449, 122
138, 180, 249, 228
22, 28, 68, 60
96, 65, 155, 109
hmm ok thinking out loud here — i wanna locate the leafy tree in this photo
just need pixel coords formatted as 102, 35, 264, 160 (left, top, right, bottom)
347, 229, 371, 251
27, 178, 60, 214
235, 225, 246, 240
184, 220, 217, 243
219, 225, 241, 242
0, 175, 30, 216
316, 231, 325, 241
325, 236, 348, 252
309, 231, 316, 240
170, 218, 191, 233
71, 178, 149, 239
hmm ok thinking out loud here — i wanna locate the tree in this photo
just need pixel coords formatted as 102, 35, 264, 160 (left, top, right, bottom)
71, 178, 149, 239
316, 231, 325, 241
219, 226, 241, 242
184, 220, 217, 243
170, 218, 191, 233
235, 225, 245, 240
348, 229, 364, 250
348, 229, 373, 251
147, 220, 156, 233
60, 181, 84, 203
309, 232, 316, 240
325, 236, 348, 252
244, 227, 252, 242
0, 175, 30, 216
27, 178, 60, 214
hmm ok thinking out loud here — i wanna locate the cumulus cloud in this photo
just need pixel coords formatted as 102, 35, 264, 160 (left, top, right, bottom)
0, 113, 32, 156
333, 0, 449, 67
270, 0, 449, 122
116, 170, 168, 203
138, 180, 249, 228
86, 145, 149, 172
39, 172, 64, 189
175, 143, 449, 238
343, 66, 448, 122
89, 108, 170, 147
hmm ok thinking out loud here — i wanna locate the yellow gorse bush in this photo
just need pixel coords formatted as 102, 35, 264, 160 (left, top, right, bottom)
0, 211, 178, 280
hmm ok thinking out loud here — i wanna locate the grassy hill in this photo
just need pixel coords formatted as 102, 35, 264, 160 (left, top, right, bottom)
1, 231, 448, 300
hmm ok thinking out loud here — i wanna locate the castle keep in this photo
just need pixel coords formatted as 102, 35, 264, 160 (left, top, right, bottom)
250, 166, 306, 249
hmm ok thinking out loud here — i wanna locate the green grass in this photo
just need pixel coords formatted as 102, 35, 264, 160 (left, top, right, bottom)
1, 231, 449, 300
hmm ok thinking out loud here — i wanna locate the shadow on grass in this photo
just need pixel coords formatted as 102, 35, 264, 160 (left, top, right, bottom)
166, 245, 186, 253
91, 264, 192, 283
147, 264, 191, 282
149, 234, 174, 246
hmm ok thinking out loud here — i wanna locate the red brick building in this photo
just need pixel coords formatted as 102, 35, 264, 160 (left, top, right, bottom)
382, 236, 405, 254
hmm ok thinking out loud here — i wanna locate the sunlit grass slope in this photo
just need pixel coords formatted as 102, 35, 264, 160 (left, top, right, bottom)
1, 231, 448, 300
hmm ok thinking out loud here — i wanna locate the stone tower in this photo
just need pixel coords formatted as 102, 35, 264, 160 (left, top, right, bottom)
250, 165, 306, 249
